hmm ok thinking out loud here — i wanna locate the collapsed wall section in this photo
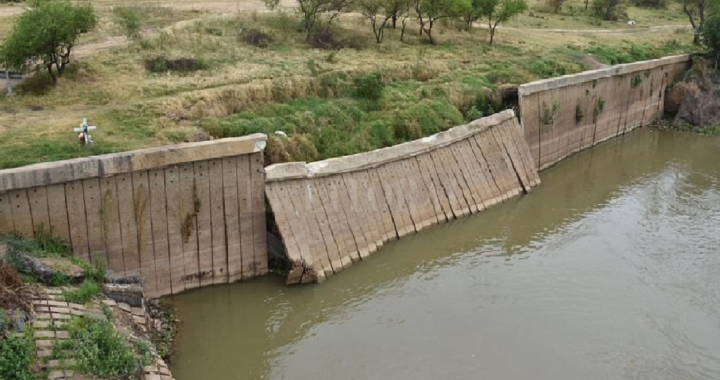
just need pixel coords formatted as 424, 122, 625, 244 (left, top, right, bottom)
0, 134, 268, 297
519, 54, 691, 170
265, 110, 540, 284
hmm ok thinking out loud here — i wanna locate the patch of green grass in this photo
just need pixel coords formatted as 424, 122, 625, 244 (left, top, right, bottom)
702, 126, 720, 135
62, 280, 101, 304
55, 316, 152, 379
0, 331, 36, 380
586, 41, 692, 65
528, 58, 581, 78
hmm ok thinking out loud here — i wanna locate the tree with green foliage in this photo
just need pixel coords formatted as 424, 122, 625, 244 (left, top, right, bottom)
678, 0, 712, 44
0, 0, 97, 83
476, 0, 528, 45
592, 0, 626, 20
414, 0, 472, 44
703, 12, 720, 67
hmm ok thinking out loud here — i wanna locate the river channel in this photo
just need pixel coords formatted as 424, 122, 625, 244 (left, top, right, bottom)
169, 128, 720, 380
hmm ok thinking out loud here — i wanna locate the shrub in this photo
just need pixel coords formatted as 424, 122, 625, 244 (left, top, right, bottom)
57, 316, 151, 379
0, 332, 35, 380
354, 72, 385, 101
113, 6, 142, 40
63, 280, 101, 304
630, 0, 666, 8
465, 105, 485, 121
240, 28, 273, 48
144, 56, 208, 73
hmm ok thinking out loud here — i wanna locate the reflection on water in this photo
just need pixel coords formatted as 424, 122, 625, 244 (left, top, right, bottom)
169, 129, 720, 380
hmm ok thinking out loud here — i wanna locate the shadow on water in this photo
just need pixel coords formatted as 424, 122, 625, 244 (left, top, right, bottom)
168, 128, 720, 380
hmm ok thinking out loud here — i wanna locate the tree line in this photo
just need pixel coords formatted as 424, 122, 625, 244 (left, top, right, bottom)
264, 0, 528, 45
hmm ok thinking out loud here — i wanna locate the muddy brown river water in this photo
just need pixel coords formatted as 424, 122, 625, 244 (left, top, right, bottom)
169, 128, 720, 380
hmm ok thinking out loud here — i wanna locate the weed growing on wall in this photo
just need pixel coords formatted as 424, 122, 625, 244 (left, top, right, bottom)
593, 97, 606, 123
542, 102, 560, 126
575, 103, 585, 124
631, 74, 643, 88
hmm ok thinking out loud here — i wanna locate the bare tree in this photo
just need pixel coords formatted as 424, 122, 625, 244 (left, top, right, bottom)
677, 0, 708, 44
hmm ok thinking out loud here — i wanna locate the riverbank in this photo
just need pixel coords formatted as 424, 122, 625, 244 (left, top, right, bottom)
0, 233, 178, 380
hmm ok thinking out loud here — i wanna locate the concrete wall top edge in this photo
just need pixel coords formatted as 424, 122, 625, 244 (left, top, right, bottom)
265, 110, 516, 181
519, 54, 691, 95
0, 133, 267, 192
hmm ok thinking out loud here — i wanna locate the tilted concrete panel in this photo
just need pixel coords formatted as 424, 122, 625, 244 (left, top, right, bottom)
265, 110, 540, 284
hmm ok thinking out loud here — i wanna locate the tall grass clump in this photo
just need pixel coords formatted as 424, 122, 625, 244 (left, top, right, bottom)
0, 331, 35, 380
55, 316, 152, 379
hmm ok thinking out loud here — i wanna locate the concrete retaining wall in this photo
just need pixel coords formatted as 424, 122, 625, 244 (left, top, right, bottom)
265, 110, 541, 284
519, 54, 691, 170
0, 134, 268, 297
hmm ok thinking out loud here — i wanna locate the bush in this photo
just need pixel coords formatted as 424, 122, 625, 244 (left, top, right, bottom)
308, 30, 363, 50
0, 333, 35, 380
57, 316, 151, 379
354, 72, 385, 101
63, 280, 101, 304
591, 0, 626, 21
144, 56, 208, 73
113, 6, 142, 40
629, 0, 666, 8
240, 28, 273, 48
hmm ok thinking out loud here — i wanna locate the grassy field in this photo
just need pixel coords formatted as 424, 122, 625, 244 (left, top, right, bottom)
0, 0, 699, 168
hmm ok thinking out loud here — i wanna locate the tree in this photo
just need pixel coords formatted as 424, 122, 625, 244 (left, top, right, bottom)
477, 0, 527, 45
386, 0, 412, 28
414, 0, 471, 44
678, 0, 711, 44
702, 11, 720, 67
359, 0, 397, 42
0, 0, 97, 82
591, 0, 626, 20
358, 0, 411, 42
264, 0, 352, 40
464, 0, 483, 29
